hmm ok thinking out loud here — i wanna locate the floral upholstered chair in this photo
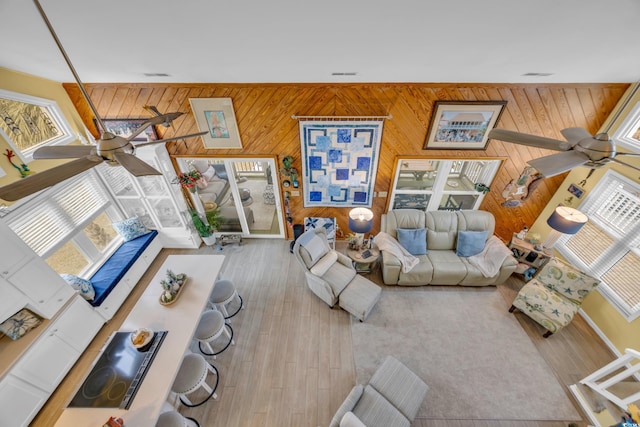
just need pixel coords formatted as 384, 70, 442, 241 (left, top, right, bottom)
509, 257, 600, 337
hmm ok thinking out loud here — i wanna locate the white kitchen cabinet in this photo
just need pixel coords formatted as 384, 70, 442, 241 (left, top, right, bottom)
11, 295, 104, 392
9, 257, 74, 318
0, 227, 33, 278
0, 375, 48, 427
12, 332, 78, 392
0, 277, 29, 323
50, 296, 104, 352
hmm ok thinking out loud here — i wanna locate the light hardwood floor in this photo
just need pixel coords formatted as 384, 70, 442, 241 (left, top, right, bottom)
33, 239, 615, 427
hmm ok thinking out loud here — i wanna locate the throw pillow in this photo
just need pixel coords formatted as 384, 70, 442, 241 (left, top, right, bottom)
60, 274, 95, 301
456, 230, 488, 257
202, 165, 216, 181
397, 228, 428, 255
112, 217, 151, 242
0, 309, 42, 340
310, 251, 338, 276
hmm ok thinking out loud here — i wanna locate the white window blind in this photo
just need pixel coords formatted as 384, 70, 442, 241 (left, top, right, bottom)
6, 171, 110, 257
557, 170, 640, 321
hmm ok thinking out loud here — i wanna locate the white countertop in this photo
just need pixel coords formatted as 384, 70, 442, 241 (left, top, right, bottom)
54, 254, 225, 427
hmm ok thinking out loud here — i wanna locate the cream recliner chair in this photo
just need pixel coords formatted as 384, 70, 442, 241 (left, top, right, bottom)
293, 228, 356, 307
294, 228, 382, 321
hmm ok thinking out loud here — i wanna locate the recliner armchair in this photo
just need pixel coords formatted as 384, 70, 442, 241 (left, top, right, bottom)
293, 228, 357, 307
329, 355, 429, 427
509, 257, 600, 337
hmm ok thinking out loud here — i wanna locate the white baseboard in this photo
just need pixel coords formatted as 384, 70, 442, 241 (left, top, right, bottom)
578, 308, 623, 358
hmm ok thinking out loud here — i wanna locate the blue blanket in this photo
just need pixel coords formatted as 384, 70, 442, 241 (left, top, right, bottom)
89, 230, 158, 307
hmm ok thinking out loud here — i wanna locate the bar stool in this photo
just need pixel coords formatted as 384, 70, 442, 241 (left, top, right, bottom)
156, 410, 200, 427
171, 353, 219, 407
208, 279, 244, 322
194, 309, 234, 358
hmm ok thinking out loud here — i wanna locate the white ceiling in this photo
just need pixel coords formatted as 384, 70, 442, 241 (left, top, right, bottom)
2, 0, 640, 84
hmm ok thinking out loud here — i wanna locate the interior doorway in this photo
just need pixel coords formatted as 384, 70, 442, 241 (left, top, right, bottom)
177, 157, 284, 239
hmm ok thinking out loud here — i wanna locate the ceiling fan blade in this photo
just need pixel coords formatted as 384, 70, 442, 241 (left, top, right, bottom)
126, 112, 186, 141
0, 157, 101, 201
144, 105, 163, 117
610, 157, 640, 173
527, 151, 591, 177
489, 129, 571, 151
560, 127, 593, 146
133, 131, 208, 148
33, 145, 96, 159
113, 152, 162, 176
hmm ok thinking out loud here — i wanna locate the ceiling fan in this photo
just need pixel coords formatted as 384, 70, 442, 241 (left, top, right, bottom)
0, 0, 206, 202
488, 97, 640, 178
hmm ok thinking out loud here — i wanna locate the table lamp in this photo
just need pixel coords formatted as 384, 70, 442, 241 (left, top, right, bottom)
348, 208, 374, 249
538, 206, 588, 250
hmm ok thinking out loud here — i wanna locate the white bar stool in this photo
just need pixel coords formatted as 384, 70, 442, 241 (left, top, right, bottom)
171, 353, 219, 407
194, 309, 234, 358
208, 279, 244, 322
156, 410, 200, 427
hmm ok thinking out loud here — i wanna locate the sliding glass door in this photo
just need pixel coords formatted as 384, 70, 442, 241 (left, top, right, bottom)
178, 157, 284, 239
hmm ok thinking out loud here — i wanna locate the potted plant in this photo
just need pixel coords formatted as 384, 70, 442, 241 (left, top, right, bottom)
474, 182, 491, 194
189, 208, 221, 246
173, 170, 203, 193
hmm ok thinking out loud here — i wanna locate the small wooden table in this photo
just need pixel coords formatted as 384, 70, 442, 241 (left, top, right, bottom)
54, 254, 225, 427
347, 248, 380, 274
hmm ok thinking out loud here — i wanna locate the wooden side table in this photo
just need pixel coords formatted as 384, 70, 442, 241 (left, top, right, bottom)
346, 248, 380, 274
508, 233, 552, 276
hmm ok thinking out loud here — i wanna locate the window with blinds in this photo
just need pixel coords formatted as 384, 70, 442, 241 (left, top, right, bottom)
6, 170, 112, 258
557, 170, 640, 321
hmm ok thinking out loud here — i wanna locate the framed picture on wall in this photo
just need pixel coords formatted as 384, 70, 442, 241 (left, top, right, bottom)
423, 101, 507, 150
567, 183, 585, 199
95, 118, 158, 142
189, 98, 243, 149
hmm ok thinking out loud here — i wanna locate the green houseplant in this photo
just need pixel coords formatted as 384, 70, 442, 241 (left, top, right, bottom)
189, 208, 222, 246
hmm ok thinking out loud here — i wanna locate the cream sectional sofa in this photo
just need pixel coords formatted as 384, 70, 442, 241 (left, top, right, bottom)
379, 209, 517, 286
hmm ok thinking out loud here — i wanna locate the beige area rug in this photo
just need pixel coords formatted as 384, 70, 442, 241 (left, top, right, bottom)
351, 289, 581, 421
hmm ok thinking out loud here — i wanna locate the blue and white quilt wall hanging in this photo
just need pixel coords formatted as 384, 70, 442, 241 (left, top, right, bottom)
299, 121, 383, 207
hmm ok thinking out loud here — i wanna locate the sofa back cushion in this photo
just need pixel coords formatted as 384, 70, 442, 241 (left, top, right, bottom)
382, 209, 426, 238
456, 210, 495, 237
425, 211, 460, 250
382, 209, 496, 251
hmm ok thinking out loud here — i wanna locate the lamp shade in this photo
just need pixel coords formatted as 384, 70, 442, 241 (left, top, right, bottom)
547, 206, 588, 235
348, 208, 373, 234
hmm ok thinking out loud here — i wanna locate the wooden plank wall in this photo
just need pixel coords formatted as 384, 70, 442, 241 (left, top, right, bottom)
64, 82, 628, 241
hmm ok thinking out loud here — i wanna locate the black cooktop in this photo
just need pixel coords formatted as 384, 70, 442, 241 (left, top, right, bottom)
69, 330, 167, 409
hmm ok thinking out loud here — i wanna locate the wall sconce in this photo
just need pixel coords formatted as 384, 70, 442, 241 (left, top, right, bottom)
348, 208, 373, 248
537, 206, 588, 250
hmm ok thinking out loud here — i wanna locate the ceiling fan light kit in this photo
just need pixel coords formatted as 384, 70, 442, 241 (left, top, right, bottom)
0, 0, 206, 202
